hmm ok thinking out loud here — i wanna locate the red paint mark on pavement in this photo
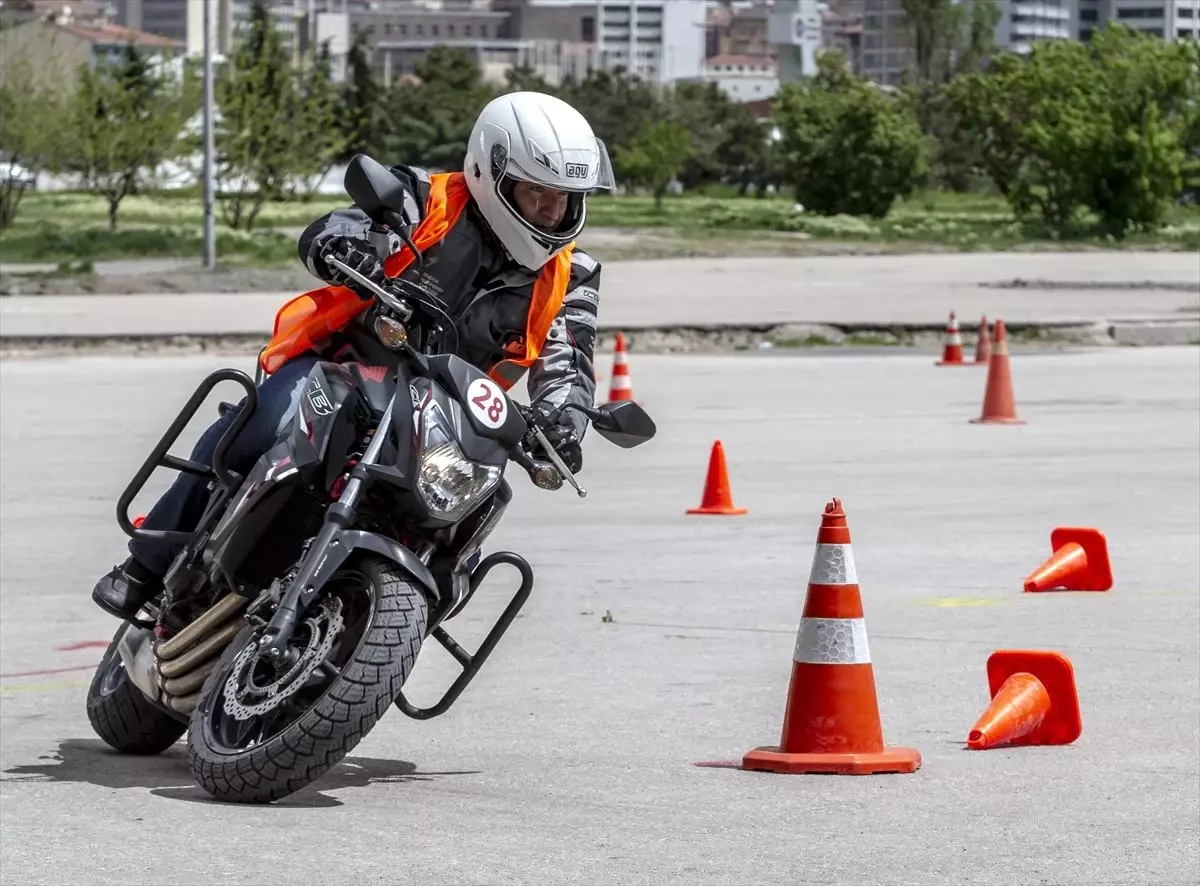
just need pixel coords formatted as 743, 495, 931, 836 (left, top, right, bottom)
0, 663, 99, 680
56, 640, 111, 652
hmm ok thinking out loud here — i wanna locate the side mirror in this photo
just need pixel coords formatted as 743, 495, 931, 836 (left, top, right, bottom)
590, 400, 656, 448
345, 154, 410, 228
344, 153, 425, 273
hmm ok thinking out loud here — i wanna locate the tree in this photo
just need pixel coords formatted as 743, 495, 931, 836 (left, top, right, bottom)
504, 64, 556, 95
339, 28, 385, 160
899, 0, 1000, 190
60, 46, 196, 230
214, 0, 344, 227
715, 106, 773, 195
772, 51, 925, 218
557, 68, 663, 181
614, 119, 692, 208
215, 0, 296, 229
899, 0, 999, 86
377, 46, 495, 169
293, 42, 346, 200
948, 25, 1198, 235
1086, 26, 1199, 234
0, 56, 70, 228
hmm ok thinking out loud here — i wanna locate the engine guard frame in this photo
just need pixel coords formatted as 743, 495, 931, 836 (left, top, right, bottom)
116, 368, 259, 546
393, 550, 533, 721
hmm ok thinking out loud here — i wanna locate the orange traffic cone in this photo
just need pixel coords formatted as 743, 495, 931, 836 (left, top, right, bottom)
607, 331, 633, 403
966, 649, 1082, 749
686, 441, 747, 515
936, 311, 966, 365
1024, 527, 1113, 592
973, 315, 991, 364
742, 498, 921, 775
970, 318, 1025, 424
133, 515, 146, 528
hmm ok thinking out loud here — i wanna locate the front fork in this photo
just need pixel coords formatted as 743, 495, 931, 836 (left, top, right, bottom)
257, 395, 399, 662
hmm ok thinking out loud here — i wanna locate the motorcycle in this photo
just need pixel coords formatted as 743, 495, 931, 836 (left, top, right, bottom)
84, 154, 657, 804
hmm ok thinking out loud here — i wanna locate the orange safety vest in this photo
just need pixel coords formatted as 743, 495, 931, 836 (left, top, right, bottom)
259, 171, 575, 391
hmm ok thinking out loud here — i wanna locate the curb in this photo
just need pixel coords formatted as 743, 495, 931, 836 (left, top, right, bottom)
2, 318, 1197, 357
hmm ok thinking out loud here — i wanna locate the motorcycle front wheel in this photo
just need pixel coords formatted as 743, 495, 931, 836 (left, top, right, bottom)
186, 552, 428, 804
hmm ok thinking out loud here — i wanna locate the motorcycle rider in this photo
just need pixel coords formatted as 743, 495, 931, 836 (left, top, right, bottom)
92, 90, 615, 620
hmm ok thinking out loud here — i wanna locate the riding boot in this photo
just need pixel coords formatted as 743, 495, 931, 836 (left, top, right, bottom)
91, 556, 163, 619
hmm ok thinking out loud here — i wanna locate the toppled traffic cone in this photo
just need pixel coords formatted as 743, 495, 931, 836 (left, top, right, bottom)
687, 441, 747, 515
742, 498, 921, 775
1024, 527, 1113, 592
970, 318, 1025, 424
606, 331, 633, 403
966, 649, 1082, 749
974, 315, 991, 364
936, 311, 966, 365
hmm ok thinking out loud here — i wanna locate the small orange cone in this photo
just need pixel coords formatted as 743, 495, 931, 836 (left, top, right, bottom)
1024, 527, 1113, 592
686, 441, 747, 515
966, 650, 1082, 749
133, 515, 146, 528
970, 318, 1025, 424
742, 498, 921, 775
936, 311, 966, 365
973, 315, 991, 364
606, 331, 633, 403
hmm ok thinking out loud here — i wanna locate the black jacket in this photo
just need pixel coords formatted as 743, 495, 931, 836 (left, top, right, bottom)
296, 163, 602, 437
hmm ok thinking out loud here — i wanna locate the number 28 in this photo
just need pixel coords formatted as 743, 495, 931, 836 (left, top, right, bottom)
471, 382, 505, 423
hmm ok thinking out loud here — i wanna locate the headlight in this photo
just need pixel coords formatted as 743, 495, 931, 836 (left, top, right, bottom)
417, 404, 501, 522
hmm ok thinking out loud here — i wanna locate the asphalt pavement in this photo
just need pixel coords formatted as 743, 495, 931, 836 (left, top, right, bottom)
1, 347, 1197, 885
1, 251, 1198, 338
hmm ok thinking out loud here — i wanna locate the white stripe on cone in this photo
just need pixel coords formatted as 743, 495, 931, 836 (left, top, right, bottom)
792, 617, 872, 664
808, 543, 858, 585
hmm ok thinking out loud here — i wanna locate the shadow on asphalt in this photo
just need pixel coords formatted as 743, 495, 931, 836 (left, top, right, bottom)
1, 738, 479, 808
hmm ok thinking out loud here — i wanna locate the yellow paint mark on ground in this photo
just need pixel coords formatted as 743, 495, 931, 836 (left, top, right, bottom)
0, 678, 90, 696
920, 597, 1007, 608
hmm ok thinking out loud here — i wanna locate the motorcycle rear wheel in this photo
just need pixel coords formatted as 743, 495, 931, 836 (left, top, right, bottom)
86, 622, 188, 755
186, 552, 428, 804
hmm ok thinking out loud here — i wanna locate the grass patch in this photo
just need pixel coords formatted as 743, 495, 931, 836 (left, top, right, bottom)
586, 190, 1200, 250
2, 189, 1197, 265
0, 222, 298, 265
844, 332, 908, 346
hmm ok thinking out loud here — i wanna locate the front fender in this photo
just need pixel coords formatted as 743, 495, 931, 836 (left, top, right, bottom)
308, 529, 442, 608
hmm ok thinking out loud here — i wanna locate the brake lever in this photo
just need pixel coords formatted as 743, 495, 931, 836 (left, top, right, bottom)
529, 425, 587, 499
325, 255, 412, 320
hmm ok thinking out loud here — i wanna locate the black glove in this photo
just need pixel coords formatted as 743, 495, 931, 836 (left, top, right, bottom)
529, 402, 583, 474
321, 236, 386, 300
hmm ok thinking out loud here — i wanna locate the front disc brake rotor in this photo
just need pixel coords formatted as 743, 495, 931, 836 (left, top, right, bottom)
221, 596, 344, 721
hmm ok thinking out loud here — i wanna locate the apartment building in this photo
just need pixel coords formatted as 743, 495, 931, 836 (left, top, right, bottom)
1097, 0, 1199, 41
341, 0, 510, 81
862, 0, 1196, 86
0, 16, 183, 87
699, 52, 779, 100
494, 0, 707, 85
997, 0, 1074, 54
861, 0, 1074, 87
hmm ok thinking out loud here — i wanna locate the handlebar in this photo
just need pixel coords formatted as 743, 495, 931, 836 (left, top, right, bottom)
512, 403, 587, 499
327, 254, 587, 499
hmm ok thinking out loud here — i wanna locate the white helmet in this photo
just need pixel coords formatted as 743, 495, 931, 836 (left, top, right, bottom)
464, 91, 615, 270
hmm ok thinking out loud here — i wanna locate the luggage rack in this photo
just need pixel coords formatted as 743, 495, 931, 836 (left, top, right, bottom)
116, 369, 259, 546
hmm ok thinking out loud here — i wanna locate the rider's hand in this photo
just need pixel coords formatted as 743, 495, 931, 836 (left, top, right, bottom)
529, 402, 583, 474
321, 237, 387, 300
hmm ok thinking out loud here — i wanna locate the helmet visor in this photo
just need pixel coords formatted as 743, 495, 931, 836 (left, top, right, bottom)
502, 134, 617, 193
